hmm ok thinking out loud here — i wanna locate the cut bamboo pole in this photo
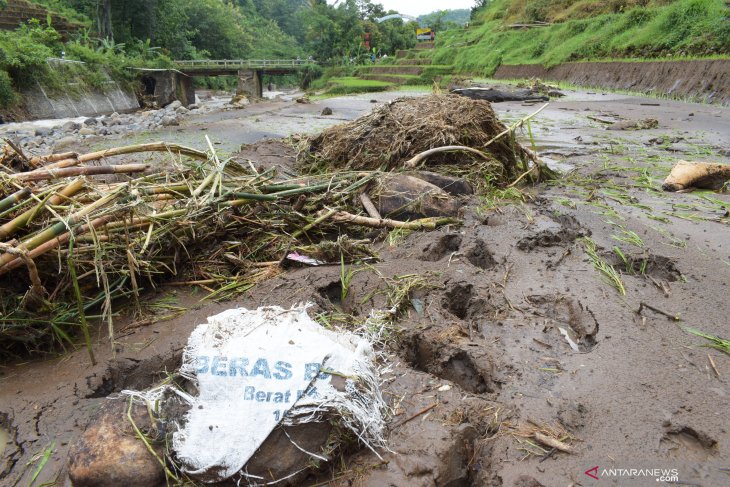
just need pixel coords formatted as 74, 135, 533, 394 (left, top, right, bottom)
11, 164, 149, 182
0, 214, 117, 275
38, 142, 208, 171
0, 179, 84, 240
0, 189, 122, 267
0, 188, 32, 213
330, 211, 459, 230
29, 151, 78, 167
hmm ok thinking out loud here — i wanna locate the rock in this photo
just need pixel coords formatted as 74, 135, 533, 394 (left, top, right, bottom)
128, 123, 141, 132
370, 99, 378, 103
34, 127, 52, 137
166, 100, 182, 111
188, 103, 200, 110
411, 171, 473, 196
229, 94, 249, 107
662, 160, 730, 191
242, 422, 334, 484
61, 121, 81, 132
96, 127, 111, 136
54, 136, 77, 150
295, 96, 311, 104
547, 90, 565, 98
161, 115, 180, 127
607, 118, 659, 131
78, 127, 95, 136
175, 106, 189, 115
371, 174, 461, 220
83, 117, 98, 126
321, 107, 333, 116
68, 398, 165, 487
101, 117, 118, 127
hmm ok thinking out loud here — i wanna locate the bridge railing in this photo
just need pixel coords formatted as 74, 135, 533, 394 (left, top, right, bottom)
173, 59, 316, 69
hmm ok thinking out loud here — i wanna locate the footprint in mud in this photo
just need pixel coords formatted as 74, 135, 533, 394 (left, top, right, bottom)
420, 233, 462, 262
527, 294, 599, 352
405, 330, 497, 394
317, 280, 343, 307
660, 425, 717, 460
465, 239, 498, 270
1, 413, 20, 477
84, 355, 181, 398
443, 283, 474, 319
517, 214, 590, 251
604, 250, 682, 282
443, 282, 507, 322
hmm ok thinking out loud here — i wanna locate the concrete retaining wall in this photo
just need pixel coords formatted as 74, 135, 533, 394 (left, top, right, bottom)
493, 59, 730, 105
22, 79, 139, 120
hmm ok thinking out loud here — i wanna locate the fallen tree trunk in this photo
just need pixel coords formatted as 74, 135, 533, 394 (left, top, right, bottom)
452, 88, 549, 103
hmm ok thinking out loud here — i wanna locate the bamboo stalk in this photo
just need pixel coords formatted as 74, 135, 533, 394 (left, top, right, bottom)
0, 214, 117, 275
330, 211, 459, 230
40, 142, 208, 171
29, 151, 78, 167
11, 164, 149, 182
0, 189, 122, 267
0, 187, 32, 213
0, 179, 84, 240
359, 193, 381, 219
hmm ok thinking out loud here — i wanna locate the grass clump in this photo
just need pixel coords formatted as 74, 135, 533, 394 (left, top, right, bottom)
684, 327, 730, 355
581, 237, 626, 295
324, 77, 394, 95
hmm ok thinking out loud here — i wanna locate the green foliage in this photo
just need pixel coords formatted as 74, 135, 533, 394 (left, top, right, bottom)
418, 9, 471, 27
0, 20, 60, 87
0, 69, 16, 105
434, 0, 730, 75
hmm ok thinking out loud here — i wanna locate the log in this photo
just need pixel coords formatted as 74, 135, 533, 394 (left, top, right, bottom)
452, 88, 548, 103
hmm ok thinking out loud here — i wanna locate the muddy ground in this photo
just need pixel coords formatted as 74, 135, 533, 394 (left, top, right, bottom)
1, 86, 729, 487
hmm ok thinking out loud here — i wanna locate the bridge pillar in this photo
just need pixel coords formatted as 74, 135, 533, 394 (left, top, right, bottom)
237, 69, 262, 99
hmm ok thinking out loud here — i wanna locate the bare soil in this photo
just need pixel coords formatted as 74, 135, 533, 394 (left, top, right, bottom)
494, 59, 730, 105
1, 87, 729, 487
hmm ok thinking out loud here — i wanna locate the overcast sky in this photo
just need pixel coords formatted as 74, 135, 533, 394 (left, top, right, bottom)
332, 1, 476, 17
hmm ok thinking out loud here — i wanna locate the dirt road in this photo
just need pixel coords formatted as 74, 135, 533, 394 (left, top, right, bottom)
1, 87, 729, 486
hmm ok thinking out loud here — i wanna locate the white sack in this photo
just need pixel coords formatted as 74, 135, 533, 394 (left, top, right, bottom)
126, 304, 386, 483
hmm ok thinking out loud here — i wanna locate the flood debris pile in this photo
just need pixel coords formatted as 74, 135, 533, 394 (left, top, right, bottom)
0, 95, 543, 361
299, 94, 547, 185
0, 139, 457, 360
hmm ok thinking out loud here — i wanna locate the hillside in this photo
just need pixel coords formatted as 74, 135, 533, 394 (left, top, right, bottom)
431, 0, 730, 75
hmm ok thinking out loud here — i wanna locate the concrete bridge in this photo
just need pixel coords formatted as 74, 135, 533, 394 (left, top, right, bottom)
173, 59, 316, 99
136, 59, 315, 107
